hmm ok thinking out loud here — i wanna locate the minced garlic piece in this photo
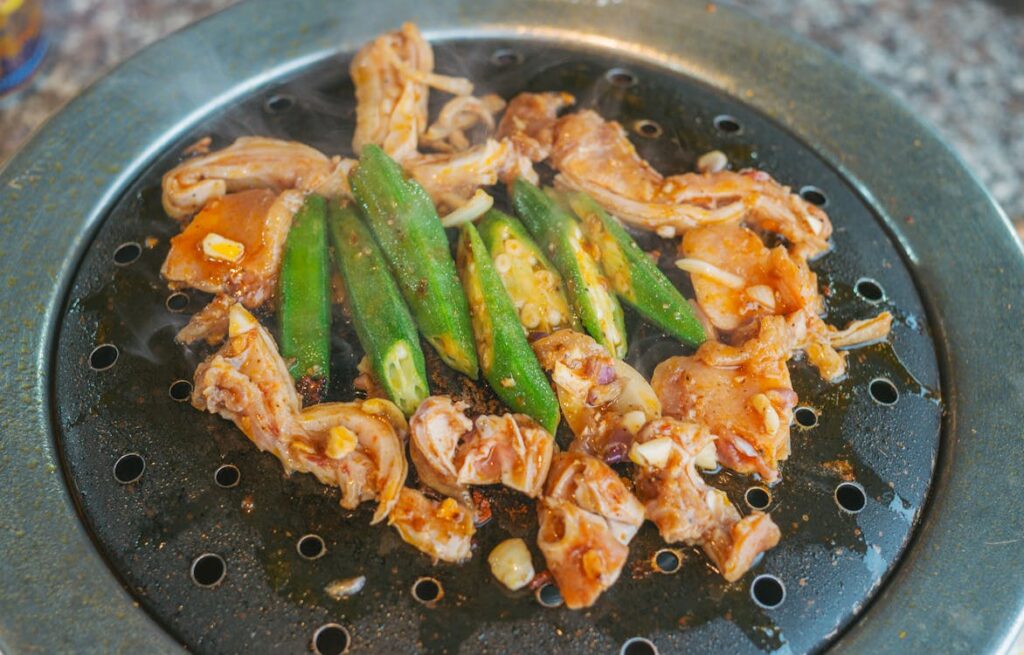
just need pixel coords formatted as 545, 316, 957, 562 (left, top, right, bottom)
629, 437, 675, 469
326, 425, 358, 459
202, 232, 245, 263
437, 497, 461, 521
228, 303, 259, 337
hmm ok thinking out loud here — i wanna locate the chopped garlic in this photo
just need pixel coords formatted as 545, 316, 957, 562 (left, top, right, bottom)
629, 437, 676, 469
697, 149, 728, 174
750, 393, 781, 433
745, 284, 776, 310
440, 189, 493, 228
437, 497, 461, 521
656, 225, 677, 239
228, 303, 259, 337
201, 232, 245, 263
694, 440, 719, 470
324, 575, 366, 599
488, 538, 535, 591
621, 410, 649, 435
326, 425, 358, 459
676, 258, 745, 289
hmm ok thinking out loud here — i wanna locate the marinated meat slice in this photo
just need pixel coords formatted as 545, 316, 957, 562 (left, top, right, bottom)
633, 417, 780, 581
161, 136, 353, 220
545, 452, 645, 545
406, 137, 538, 211
389, 487, 475, 563
549, 110, 832, 258
456, 413, 554, 498
678, 223, 820, 332
652, 316, 798, 482
408, 396, 556, 499
532, 330, 660, 463
161, 189, 301, 308
175, 293, 232, 345
785, 307, 893, 382
351, 22, 473, 159
536, 498, 629, 609
192, 304, 408, 522
422, 94, 507, 153
299, 402, 409, 524
496, 91, 576, 162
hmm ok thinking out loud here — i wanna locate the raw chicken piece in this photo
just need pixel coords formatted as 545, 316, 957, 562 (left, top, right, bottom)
496, 91, 576, 162
532, 330, 660, 462
545, 452, 645, 545
350, 22, 473, 159
408, 396, 555, 498
161, 189, 301, 308
389, 487, 475, 563
192, 304, 408, 522
537, 498, 629, 609
652, 316, 798, 482
549, 110, 832, 258
161, 136, 353, 220
632, 417, 780, 581
422, 94, 507, 153
406, 137, 538, 211
456, 413, 554, 498
678, 223, 820, 332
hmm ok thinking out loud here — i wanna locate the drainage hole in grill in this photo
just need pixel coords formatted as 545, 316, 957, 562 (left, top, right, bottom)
89, 344, 119, 371
190, 553, 226, 587
799, 185, 828, 206
606, 67, 637, 87
794, 406, 818, 428
855, 277, 886, 303
264, 93, 295, 114
536, 582, 563, 608
750, 574, 785, 609
168, 379, 192, 402
869, 377, 899, 405
620, 637, 659, 655
312, 623, 351, 655
412, 576, 443, 605
214, 464, 240, 488
113, 241, 142, 266
491, 48, 523, 67
835, 481, 867, 513
297, 534, 327, 560
713, 114, 742, 134
652, 548, 682, 574
633, 119, 663, 139
745, 486, 772, 511
113, 453, 145, 484
165, 291, 190, 312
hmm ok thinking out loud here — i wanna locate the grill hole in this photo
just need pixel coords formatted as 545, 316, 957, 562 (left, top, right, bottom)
799, 185, 828, 206
745, 486, 772, 511
869, 377, 899, 405
312, 623, 350, 655
264, 93, 295, 114
794, 406, 818, 428
113, 241, 142, 266
89, 344, 119, 371
214, 464, 240, 488
113, 453, 145, 484
633, 119, 663, 139
190, 553, 226, 587
855, 277, 886, 303
297, 533, 327, 560
165, 292, 190, 312
835, 481, 867, 513
653, 548, 682, 574
535, 582, 563, 608
168, 379, 192, 402
490, 48, 523, 67
713, 114, 742, 134
412, 576, 443, 605
620, 637, 659, 655
750, 574, 785, 609
605, 67, 636, 87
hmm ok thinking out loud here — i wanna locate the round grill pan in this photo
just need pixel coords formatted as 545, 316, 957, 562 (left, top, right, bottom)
1, 1, 1022, 654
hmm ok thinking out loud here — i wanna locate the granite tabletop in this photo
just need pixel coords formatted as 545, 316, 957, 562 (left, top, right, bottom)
1, 0, 1021, 240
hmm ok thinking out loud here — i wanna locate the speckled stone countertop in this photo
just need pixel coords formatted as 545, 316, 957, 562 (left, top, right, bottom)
1, 0, 1021, 238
